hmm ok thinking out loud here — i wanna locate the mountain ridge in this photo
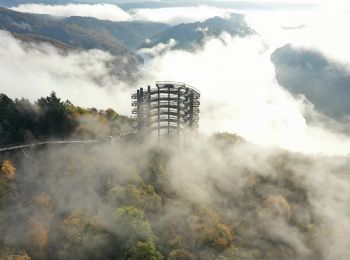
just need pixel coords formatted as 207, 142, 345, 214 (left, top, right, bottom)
0, 7, 169, 59
141, 13, 256, 50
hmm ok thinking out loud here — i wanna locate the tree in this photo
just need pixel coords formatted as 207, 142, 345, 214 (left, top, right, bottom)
0, 94, 18, 145
56, 209, 113, 260
108, 184, 161, 214
127, 239, 164, 260
169, 249, 195, 260
36, 91, 75, 138
1, 160, 16, 181
114, 206, 153, 247
0, 160, 16, 208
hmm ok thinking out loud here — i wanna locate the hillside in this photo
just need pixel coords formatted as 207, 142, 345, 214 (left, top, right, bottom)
0, 8, 255, 54
0, 92, 132, 146
141, 14, 256, 50
12, 32, 74, 51
63, 16, 169, 50
0, 91, 348, 259
271, 44, 350, 119
0, 7, 169, 58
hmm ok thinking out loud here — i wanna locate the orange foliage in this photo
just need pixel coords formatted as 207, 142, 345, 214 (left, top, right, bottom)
264, 195, 292, 220
29, 216, 49, 251
61, 210, 86, 231
169, 249, 195, 260
1, 160, 15, 180
35, 193, 54, 210
7, 250, 31, 260
196, 222, 233, 250
28, 195, 55, 258
191, 206, 234, 251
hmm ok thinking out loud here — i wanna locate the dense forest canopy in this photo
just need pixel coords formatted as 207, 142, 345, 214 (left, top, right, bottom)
1, 93, 349, 260
0, 92, 132, 146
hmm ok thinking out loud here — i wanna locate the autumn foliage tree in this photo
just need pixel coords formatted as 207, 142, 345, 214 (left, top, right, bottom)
0, 160, 16, 208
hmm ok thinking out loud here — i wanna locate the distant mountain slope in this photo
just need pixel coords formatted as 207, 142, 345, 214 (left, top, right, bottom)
0, 7, 169, 56
271, 44, 350, 119
64, 16, 169, 50
12, 32, 74, 51
141, 14, 255, 50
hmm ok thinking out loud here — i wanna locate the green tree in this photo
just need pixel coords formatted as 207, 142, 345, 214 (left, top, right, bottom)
114, 206, 153, 247
108, 184, 161, 214
127, 239, 164, 260
0, 94, 18, 145
36, 91, 76, 138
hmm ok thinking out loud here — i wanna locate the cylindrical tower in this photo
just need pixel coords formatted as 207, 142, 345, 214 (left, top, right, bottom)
131, 81, 200, 138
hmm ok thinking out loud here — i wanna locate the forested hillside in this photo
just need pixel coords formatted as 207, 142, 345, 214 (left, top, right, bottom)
0, 93, 341, 260
141, 14, 255, 51
0, 7, 169, 63
0, 92, 131, 146
271, 44, 350, 119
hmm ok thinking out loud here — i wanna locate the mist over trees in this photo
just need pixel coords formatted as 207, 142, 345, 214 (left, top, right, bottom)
1, 94, 349, 259
0, 133, 342, 260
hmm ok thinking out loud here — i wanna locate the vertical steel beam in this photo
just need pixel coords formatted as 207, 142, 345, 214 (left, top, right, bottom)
157, 86, 160, 137
177, 88, 180, 136
137, 90, 140, 135
168, 85, 170, 136
189, 92, 194, 128
147, 85, 151, 134
140, 87, 144, 136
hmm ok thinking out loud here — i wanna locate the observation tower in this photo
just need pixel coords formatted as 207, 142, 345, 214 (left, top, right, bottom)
131, 81, 200, 138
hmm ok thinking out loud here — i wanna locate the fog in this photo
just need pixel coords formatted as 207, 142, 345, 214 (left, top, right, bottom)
11, 3, 132, 22
129, 6, 235, 25
0, 30, 131, 114
11, 3, 237, 24
1, 133, 350, 259
139, 35, 350, 155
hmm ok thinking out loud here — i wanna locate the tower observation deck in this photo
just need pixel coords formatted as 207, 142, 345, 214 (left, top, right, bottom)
131, 81, 200, 138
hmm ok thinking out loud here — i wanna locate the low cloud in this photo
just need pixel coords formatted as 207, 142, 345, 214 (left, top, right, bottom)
0, 30, 131, 114
129, 5, 235, 25
10, 4, 237, 25
138, 39, 177, 58
11, 3, 132, 22
138, 33, 350, 155
245, 9, 350, 65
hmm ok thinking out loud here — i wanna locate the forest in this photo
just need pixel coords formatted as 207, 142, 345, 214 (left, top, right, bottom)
0, 93, 347, 260
0, 92, 132, 145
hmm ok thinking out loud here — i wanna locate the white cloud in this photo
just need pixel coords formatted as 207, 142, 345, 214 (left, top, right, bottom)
245, 10, 350, 64
9, 1, 350, 27
129, 5, 236, 25
11, 4, 132, 21
0, 30, 131, 114
139, 33, 350, 155
10, 4, 239, 25
138, 39, 177, 58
